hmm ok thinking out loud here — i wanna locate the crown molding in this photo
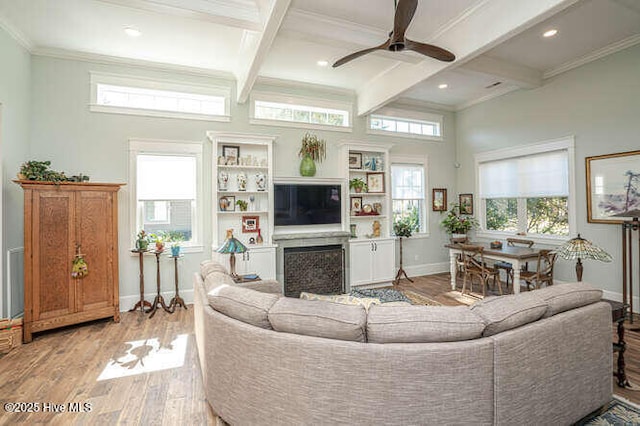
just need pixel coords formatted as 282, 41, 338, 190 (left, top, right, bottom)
543, 33, 640, 79
455, 84, 520, 111
31, 46, 235, 81
391, 97, 455, 113
0, 15, 34, 51
254, 75, 355, 97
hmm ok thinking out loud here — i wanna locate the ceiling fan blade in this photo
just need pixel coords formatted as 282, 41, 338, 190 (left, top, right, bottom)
392, 0, 418, 43
405, 38, 456, 62
332, 40, 390, 68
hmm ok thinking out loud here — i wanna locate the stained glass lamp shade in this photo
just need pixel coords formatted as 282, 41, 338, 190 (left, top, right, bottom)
216, 229, 247, 278
554, 234, 612, 281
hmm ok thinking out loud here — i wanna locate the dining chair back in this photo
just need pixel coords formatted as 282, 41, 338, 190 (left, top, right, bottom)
460, 245, 501, 296
520, 249, 557, 290
494, 238, 536, 292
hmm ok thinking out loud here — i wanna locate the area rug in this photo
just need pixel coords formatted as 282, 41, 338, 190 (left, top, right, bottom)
444, 290, 483, 306
576, 396, 640, 425
349, 288, 440, 306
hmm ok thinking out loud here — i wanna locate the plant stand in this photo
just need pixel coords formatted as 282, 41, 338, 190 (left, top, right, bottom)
393, 237, 413, 286
148, 251, 172, 318
168, 254, 187, 312
129, 249, 152, 313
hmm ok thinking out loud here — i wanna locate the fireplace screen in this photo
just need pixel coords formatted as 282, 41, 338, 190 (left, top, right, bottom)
283, 245, 344, 297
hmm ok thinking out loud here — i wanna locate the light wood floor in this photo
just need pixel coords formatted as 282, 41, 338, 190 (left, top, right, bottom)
1, 273, 638, 425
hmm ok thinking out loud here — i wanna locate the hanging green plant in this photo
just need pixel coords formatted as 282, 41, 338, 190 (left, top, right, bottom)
298, 133, 326, 163
17, 160, 68, 182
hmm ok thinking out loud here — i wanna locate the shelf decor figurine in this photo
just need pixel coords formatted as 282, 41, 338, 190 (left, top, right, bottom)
298, 132, 326, 177
237, 171, 247, 191
218, 170, 229, 191
255, 172, 267, 191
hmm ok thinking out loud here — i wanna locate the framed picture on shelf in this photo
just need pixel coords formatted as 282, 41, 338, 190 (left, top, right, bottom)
349, 152, 363, 169
586, 149, 640, 224
242, 216, 259, 233
432, 188, 447, 211
219, 195, 235, 212
366, 172, 385, 193
459, 193, 473, 215
222, 145, 239, 166
350, 196, 363, 215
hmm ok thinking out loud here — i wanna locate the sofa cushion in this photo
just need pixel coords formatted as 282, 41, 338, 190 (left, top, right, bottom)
208, 285, 280, 329
534, 282, 602, 317
203, 271, 235, 294
200, 260, 228, 278
268, 298, 367, 342
367, 305, 486, 343
470, 292, 548, 337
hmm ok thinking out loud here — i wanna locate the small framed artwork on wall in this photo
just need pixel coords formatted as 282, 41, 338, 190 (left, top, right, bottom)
432, 188, 447, 211
459, 193, 473, 215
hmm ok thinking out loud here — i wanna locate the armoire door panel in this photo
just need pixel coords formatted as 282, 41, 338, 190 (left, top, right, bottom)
32, 191, 75, 320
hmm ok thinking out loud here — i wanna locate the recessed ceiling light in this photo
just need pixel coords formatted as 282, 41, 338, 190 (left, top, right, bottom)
543, 29, 558, 38
124, 27, 141, 37
438, 83, 448, 89
317, 60, 329, 67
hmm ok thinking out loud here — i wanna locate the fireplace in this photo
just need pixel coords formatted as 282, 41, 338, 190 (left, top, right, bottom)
283, 245, 344, 297
272, 231, 351, 297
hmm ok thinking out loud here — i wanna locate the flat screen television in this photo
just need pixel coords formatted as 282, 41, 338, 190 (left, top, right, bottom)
274, 184, 341, 226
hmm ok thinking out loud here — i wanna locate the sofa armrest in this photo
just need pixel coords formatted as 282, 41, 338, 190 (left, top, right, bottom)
237, 279, 282, 295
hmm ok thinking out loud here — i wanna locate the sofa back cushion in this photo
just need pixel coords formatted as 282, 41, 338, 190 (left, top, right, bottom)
208, 285, 280, 330
534, 282, 602, 317
201, 260, 228, 278
268, 298, 367, 342
470, 292, 548, 337
367, 305, 486, 343
204, 271, 235, 294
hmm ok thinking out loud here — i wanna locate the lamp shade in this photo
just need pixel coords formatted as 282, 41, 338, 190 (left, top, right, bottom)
554, 234, 612, 262
217, 229, 247, 254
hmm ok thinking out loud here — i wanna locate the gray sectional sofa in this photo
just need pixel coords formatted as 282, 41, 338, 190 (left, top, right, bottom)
193, 260, 612, 425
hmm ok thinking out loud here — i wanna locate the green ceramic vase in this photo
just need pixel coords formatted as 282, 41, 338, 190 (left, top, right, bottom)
299, 154, 316, 177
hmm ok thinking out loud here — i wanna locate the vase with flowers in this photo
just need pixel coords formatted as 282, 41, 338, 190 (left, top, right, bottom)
441, 203, 479, 241
298, 133, 326, 177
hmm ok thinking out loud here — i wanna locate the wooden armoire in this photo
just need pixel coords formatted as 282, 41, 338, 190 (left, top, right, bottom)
17, 181, 123, 343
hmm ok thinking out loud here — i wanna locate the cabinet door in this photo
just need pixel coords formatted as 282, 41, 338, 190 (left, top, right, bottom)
349, 241, 374, 287
76, 190, 115, 311
31, 190, 76, 320
244, 247, 276, 280
372, 239, 396, 283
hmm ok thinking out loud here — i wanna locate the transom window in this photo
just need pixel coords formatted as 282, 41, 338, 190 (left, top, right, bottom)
391, 161, 427, 234
476, 138, 575, 240
370, 115, 440, 137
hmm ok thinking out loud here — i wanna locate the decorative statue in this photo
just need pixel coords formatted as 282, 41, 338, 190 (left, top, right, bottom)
255, 172, 267, 191
372, 220, 381, 238
237, 171, 247, 191
218, 170, 229, 191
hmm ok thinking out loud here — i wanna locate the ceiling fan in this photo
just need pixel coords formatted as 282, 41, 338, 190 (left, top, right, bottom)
332, 0, 455, 68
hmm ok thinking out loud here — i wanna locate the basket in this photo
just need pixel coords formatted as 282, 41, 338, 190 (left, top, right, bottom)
0, 318, 23, 354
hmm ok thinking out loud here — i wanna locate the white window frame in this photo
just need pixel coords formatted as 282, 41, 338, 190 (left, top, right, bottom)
474, 136, 576, 244
250, 91, 353, 133
391, 155, 430, 237
368, 107, 443, 141
90, 72, 231, 122
129, 139, 204, 253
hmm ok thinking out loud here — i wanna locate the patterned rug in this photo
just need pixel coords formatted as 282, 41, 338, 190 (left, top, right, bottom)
349, 288, 440, 306
444, 290, 483, 306
576, 396, 640, 425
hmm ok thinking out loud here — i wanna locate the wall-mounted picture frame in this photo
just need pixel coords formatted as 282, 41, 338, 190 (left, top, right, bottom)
459, 193, 473, 215
432, 188, 447, 211
349, 152, 363, 169
242, 215, 259, 233
350, 196, 363, 215
586, 150, 640, 224
366, 172, 385, 193
222, 145, 240, 166
219, 195, 235, 212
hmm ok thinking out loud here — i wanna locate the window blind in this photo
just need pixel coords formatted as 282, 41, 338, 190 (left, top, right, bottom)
478, 150, 568, 198
137, 154, 196, 200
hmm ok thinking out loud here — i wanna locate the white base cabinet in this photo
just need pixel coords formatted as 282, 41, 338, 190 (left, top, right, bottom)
214, 245, 276, 280
349, 238, 396, 287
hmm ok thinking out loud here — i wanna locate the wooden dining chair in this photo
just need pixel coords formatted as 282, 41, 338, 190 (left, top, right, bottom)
493, 238, 535, 292
519, 249, 557, 290
460, 245, 501, 296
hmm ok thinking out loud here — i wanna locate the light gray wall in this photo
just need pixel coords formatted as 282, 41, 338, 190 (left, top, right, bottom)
28, 55, 455, 305
0, 27, 30, 317
456, 44, 640, 296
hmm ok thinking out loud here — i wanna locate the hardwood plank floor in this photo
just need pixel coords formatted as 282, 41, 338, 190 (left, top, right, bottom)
1, 273, 638, 425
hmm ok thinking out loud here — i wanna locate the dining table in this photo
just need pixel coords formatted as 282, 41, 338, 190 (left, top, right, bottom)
445, 241, 542, 294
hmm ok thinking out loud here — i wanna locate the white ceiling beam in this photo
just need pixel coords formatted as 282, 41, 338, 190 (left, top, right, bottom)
235, 0, 292, 103
459, 56, 542, 89
356, 0, 579, 116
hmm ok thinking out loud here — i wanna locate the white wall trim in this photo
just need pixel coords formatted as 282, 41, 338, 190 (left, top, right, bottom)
0, 15, 34, 51
544, 33, 640, 80
455, 85, 520, 111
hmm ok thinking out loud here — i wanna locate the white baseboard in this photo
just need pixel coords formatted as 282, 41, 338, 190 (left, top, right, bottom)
119, 289, 194, 312
404, 262, 450, 277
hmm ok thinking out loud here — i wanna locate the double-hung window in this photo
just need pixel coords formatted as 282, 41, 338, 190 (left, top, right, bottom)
130, 140, 203, 252
391, 157, 427, 234
476, 138, 575, 240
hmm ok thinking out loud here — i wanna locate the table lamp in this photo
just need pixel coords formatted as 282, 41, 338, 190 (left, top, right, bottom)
554, 234, 612, 281
216, 229, 247, 278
